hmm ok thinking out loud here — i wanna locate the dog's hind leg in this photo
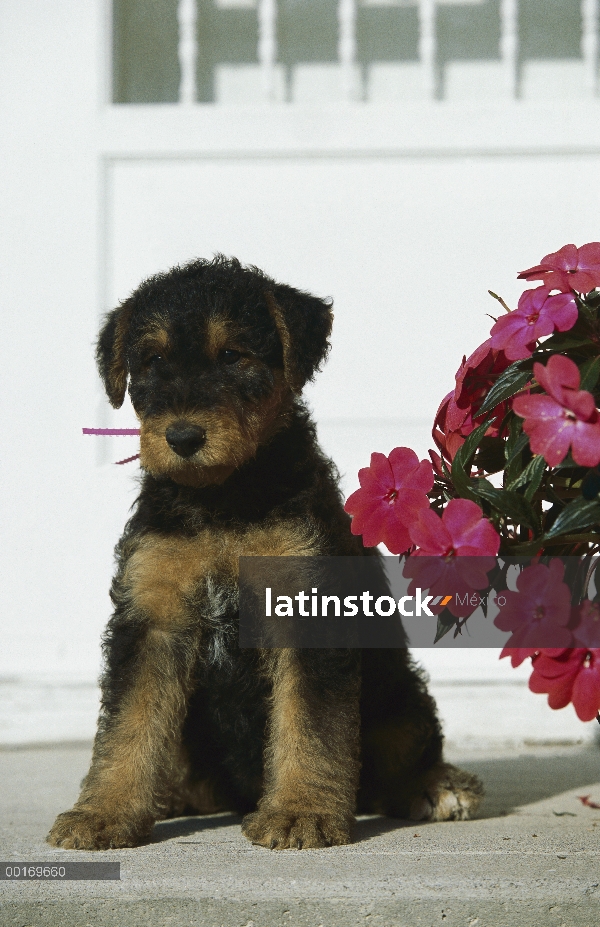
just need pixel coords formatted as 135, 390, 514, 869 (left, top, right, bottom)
407, 761, 483, 822
358, 650, 483, 821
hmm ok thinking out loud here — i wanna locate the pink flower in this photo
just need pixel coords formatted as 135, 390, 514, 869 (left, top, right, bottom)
518, 242, 600, 294
432, 392, 473, 466
494, 560, 573, 649
512, 354, 600, 467
406, 499, 499, 618
404, 555, 494, 619
452, 340, 511, 419
344, 447, 433, 554
410, 498, 500, 557
500, 646, 567, 668
490, 287, 578, 361
529, 648, 600, 721
432, 340, 510, 464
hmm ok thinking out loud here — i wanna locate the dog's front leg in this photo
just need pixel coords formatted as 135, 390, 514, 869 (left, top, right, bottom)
242, 648, 360, 849
47, 618, 199, 850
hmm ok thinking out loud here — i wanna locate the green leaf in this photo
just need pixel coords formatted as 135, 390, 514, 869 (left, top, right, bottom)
523, 456, 546, 503
510, 537, 545, 555
554, 454, 580, 471
544, 497, 600, 540
506, 432, 529, 467
506, 454, 546, 502
474, 437, 506, 474
582, 289, 600, 311
434, 613, 456, 644
582, 469, 600, 500
451, 417, 494, 501
472, 479, 538, 530
440, 454, 452, 481
505, 417, 528, 485
477, 364, 533, 417
578, 300, 598, 325
538, 333, 593, 352
540, 532, 600, 546
579, 356, 600, 393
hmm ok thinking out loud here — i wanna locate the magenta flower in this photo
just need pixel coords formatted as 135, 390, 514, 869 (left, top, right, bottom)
512, 354, 600, 467
500, 646, 567, 668
432, 340, 510, 465
432, 392, 473, 467
405, 499, 499, 618
494, 560, 573, 649
490, 287, 578, 361
529, 648, 600, 721
404, 554, 495, 619
344, 447, 433, 554
410, 498, 501, 558
518, 242, 600, 294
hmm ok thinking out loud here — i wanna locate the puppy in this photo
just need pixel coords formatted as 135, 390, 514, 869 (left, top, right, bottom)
47, 256, 482, 851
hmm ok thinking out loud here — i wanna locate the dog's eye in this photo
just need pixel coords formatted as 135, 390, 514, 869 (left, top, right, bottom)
145, 354, 163, 367
219, 349, 241, 365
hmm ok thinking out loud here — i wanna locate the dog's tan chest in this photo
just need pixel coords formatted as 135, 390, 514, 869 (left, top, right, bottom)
124, 521, 319, 627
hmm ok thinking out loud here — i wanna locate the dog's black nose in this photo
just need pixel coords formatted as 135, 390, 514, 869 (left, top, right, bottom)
165, 423, 206, 458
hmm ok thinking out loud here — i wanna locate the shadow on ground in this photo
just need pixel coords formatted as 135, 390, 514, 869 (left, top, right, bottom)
148, 747, 600, 845
454, 747, 600, 818
151, 813, 412, 845
151, 813, 242, 842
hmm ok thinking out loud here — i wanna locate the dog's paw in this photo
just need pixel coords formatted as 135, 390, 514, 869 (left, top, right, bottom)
242, 809, 352, 849
409, 763, 484, 823
46, 808, 149, 850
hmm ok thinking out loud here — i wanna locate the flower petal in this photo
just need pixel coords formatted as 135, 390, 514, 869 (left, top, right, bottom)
570, 420, 600, 467
572, 663, 600, 721
389, 448, 434, 493
523, 417, 573, 467
541, 244, 578, 273
513, 393, 564, 421
358, 453, 394, 493
442, 498, 484, 540
545, 292, 578, 331
410, 508, 452, 555
577, 242, 600, 268
534, 354, 580, 402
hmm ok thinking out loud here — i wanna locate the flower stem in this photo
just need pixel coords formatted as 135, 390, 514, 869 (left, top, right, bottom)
488, 290, 512, 313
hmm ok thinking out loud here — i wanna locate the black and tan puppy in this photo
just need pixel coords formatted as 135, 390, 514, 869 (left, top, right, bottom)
47, 256, 482, 851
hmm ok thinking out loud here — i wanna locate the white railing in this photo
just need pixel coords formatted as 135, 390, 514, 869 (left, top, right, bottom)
258, 0, 278, 102
418, 0, 436, 99
583, 0, 599, 95
177, 0, 197, 105
500, 0, 518, 98
174, 0, 598, 104
338, 0, 358, 100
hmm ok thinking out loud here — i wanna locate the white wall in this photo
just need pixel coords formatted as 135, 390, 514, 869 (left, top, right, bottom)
0, 1, 117, 677
2, 0, 600, 747
107, 152, 600, 424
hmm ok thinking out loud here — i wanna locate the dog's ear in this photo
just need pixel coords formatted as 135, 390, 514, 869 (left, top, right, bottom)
96, 301, 133, 408
265, 286, 333, 393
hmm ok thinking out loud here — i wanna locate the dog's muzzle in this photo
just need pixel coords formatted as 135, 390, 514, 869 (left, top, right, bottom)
165, 422, 207, 458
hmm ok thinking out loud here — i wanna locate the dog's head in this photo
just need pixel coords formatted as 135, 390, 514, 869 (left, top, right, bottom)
97, 256, 332, 486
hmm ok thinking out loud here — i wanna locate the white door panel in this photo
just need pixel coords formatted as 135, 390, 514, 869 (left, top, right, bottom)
109, 154, 600, 422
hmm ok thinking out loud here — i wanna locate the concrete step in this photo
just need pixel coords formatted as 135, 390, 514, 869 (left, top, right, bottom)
1, 743, 599, 926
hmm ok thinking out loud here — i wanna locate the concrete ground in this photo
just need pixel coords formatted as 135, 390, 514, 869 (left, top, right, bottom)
0, 742, 599, 927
